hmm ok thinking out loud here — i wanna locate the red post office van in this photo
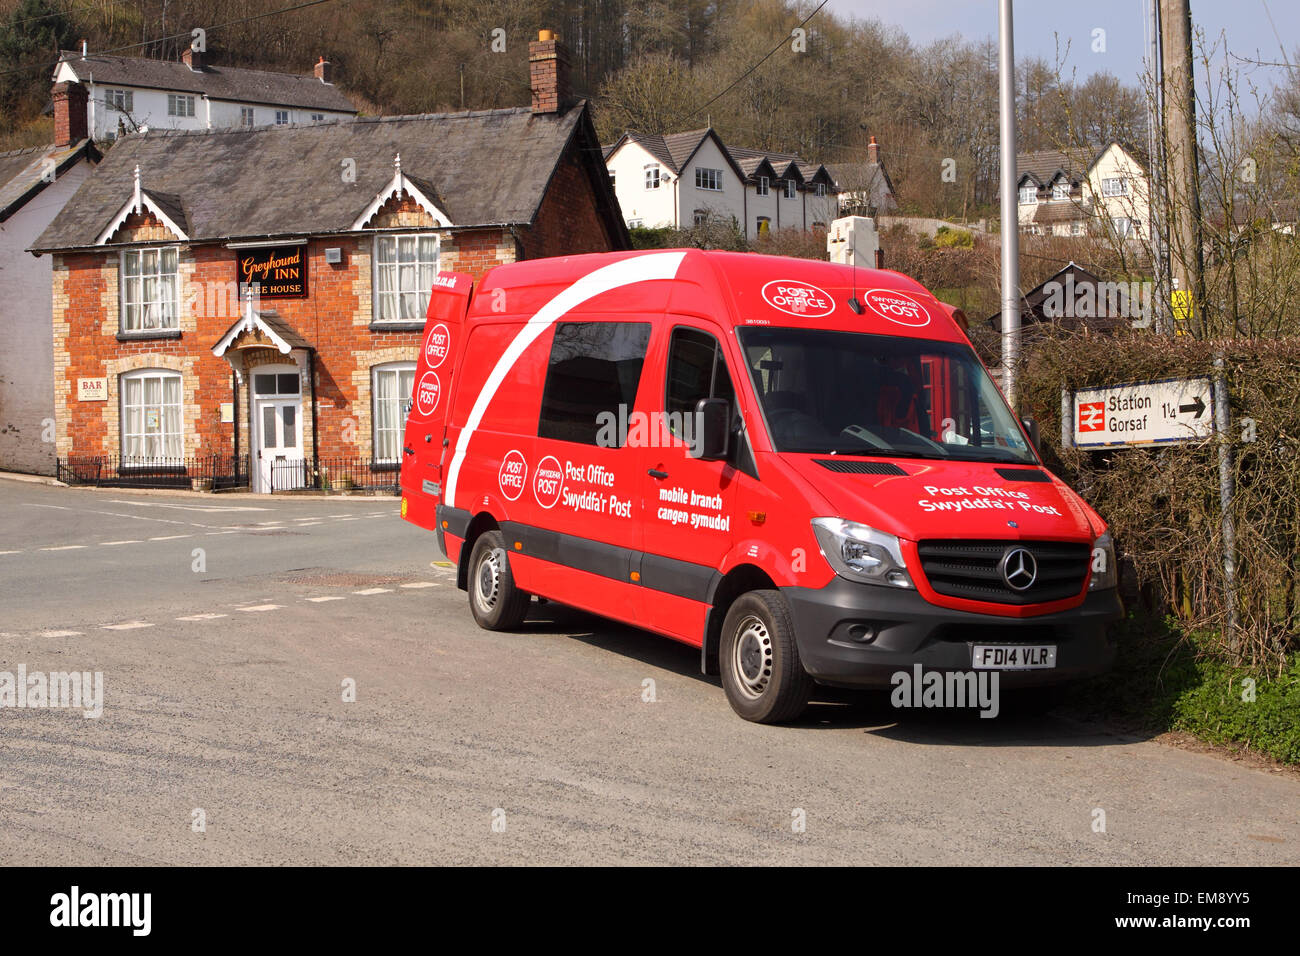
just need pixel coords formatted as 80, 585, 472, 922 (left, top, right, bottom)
401, 250, 1122, 722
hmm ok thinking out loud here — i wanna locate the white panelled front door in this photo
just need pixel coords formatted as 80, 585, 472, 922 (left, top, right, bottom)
252, 367, 304, 492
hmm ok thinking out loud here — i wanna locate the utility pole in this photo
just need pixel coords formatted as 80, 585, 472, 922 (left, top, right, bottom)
1159, 0, 1205, 336
1145, 0, 1169, 333
998, 0, 1021, 408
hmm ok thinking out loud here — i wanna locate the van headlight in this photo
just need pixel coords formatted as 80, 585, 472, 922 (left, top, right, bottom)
812, 518, 914, 588
1090, 532, 1117, 590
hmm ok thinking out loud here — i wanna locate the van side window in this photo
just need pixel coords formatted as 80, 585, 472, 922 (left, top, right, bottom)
666, 327, 735, 423
538, 321, 652, 446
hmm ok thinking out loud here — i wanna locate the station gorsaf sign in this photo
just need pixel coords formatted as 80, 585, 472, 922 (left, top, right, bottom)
237, 244, 308, 299
1071, 377, 1214, 448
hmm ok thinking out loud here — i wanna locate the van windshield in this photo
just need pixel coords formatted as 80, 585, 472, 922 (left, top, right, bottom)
737, 327, 1036, 464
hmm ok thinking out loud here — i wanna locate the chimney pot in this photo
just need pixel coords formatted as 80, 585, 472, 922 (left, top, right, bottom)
867, 135, 880, 164
529, 30, 571, 115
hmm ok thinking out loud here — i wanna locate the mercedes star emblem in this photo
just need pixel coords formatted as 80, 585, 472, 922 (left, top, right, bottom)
1000, 547, 1038, 591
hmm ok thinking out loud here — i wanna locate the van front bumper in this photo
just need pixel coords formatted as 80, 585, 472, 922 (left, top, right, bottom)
781, 580, 1123, 688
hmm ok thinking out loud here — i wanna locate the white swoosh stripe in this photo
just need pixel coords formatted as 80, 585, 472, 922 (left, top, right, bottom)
445, 252, 687, 509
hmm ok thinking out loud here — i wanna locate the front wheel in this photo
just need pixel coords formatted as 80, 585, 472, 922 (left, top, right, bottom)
719, 590, 813, 723
467, 530, 531, 630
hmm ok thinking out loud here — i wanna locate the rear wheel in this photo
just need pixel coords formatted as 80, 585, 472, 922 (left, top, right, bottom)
467, 530, 531, 630
719, 590, 813, 723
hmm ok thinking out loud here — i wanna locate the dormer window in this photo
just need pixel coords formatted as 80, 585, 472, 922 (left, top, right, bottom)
1052, 182, 1071, 201
1018, 185, 1037, 205
814, 183, 826, 197
756, 176, 769, 196
783, 180, 796, 199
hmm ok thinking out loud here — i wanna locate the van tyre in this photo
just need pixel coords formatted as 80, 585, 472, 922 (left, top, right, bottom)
467, 531, 531, 630
720, 590, 813, 723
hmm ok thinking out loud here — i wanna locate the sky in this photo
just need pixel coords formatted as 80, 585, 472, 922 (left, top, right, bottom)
829, 0, 1299, 96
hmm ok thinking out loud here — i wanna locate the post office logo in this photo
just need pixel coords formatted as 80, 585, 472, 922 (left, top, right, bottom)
424, 323, 451, 368
498, 450, 527, 501
415, 370, 441, 416
761, 280, 836, 318
863, 288, 931, 327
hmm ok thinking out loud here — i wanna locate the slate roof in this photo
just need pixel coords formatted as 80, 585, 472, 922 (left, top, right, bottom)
825, 161, 897, 213
608, 131, 831, 188
1032, 201, 1087, 224
0, 139, 99, 223
55, 51, 356, 113
1015, 147, 1099, 187
32, 103, 607, 251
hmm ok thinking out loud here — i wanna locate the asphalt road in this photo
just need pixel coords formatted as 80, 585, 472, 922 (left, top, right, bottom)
1, 477, 1296, 865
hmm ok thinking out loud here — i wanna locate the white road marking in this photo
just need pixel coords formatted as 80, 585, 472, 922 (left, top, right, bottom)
102, 621, 154, 630
238, 604, 282, 612
0, 550, 22, 556
41, 545, 87, 551
105, 499, 269, 513
400, 582, 438, 589
295, 522, 322, 527
175, 613, 228, 621
335, 517, 359, 522
149, 534, 191, 541
100, 540, 141, 546
40, 630, 83, 638
305, 595, 345, 603
352, 588, 392, 595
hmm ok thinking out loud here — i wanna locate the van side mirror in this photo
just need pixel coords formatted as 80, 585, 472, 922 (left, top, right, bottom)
1021, 416, 1041, 453
693, 398, 730, 460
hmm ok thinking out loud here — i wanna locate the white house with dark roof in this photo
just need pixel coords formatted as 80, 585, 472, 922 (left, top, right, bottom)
1014, 142, 1149, 240
603, 128, 837, 240
52, 44, 356, 142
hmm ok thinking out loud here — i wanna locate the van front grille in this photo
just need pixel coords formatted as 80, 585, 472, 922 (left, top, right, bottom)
916, 539, 1089, 605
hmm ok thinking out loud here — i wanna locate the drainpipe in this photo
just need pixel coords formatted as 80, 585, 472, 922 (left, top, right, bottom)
308, 350, 319, 481
231, 369, 239, 474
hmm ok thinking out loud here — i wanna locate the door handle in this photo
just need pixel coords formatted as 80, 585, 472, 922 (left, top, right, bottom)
647, 468, 669, 480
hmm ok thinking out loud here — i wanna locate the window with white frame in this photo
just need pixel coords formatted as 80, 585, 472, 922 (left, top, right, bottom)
756, 176, 769, 196
275, 110, 290, 125
373, 234, 439, 323
693, 209, 708, 226
1018, 185, 1038, 205
1101, 177, 1129, 197
627, 218, 643, 228
106, 89, 133, 113
372, 363, 416, 462
1051, 181, 1071, 201
310, 113, 324, 123
782, 179, 797, 199
240, 106, 255, 126
1112, 216, 1133, 239
696, 167, 723, 191
120, 248, 180, 332
121, 369, 183, 462
1071, 221, 1086, 237
644, 164, 660, 189
167, 94, 195, 117
814, 183, 826, 197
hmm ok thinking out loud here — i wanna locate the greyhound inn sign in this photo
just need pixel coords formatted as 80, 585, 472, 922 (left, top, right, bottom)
236, 244, 308, 299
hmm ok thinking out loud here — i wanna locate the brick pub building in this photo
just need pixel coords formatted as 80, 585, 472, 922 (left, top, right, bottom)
31, 33, 626, 492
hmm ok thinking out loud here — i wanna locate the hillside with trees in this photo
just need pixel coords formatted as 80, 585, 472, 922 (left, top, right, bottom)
0, 0, 1147, 220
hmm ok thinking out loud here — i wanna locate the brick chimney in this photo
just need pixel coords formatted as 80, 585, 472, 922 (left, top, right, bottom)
529, 30, 571, 114
52, 81, 89, 147
867, 135, 880, 165
314, 57, 332, 84
182, 46, 204, 71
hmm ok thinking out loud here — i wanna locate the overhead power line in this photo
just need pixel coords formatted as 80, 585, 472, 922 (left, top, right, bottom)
688, 0, 831, 122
